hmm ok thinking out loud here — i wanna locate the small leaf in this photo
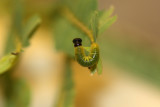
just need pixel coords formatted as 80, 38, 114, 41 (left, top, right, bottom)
4, 35, 16, 54
23, 15, 41, 47
0, 54, 18, 74
97, 58, 103, 75
99, 15, 117, 35
98, 6, 117, 35
99, 5, 114, 23
91, 11, 99, 41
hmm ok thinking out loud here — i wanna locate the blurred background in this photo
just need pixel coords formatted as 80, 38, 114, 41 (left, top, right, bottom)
0, 0, 160, 107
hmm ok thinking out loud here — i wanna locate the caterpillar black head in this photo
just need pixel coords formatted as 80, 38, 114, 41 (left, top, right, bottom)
73, 38, 82, 47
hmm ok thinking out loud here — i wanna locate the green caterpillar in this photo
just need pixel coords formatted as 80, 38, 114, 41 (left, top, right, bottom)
73, 38, 99, 68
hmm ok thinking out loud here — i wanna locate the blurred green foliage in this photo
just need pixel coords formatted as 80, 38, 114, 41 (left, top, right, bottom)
53, 1, 116, 57
22, 15, 41, 47
1, 75, 30, 107
0, 54, 17, 75
1, 0, 159, 107
0, 0, 41, 107
0, 0, 41, 74
98, 6, 117, 35
53, 0, 116, 106
55, 57, 75, 107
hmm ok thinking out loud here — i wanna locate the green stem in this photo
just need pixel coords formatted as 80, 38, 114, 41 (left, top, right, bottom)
55, 56, 75, 107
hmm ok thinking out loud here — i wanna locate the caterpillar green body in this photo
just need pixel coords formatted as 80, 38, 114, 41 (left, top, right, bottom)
73, 38, 99, 67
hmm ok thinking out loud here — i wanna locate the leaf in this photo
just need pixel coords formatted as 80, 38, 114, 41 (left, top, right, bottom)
62, 0, 97, 26
97, 58, 103, 75
0, 1, 37, 106
4, 0, 24, 54
0, 54, 18, 74
4, 35, 16, 55
98, 6, 117, 35
22, 15, 41, 47
99, 15, 117, 34
2, 15, 41, 74
99, 5, 114, 23
91, 11, 99, 41
12, 0, 24, 40
53, 0, 98, 56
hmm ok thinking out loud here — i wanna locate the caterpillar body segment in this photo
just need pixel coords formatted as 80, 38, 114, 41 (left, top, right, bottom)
73, 38, 99, 67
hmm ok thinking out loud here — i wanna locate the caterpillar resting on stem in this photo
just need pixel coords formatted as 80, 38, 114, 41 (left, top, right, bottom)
73, 38, 99, 69
63, 8, 100, 69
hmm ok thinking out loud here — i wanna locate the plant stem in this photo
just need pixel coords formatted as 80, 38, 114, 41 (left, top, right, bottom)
55, 55, 75, 107
63, 8, 94, 43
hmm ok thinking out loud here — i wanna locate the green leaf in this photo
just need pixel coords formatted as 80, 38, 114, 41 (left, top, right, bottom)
53, 0, 97, 56
97, 58, 103, 75
4, 0, 24, 54
0, 54, 18, 74
99, 5, 114, 23
22, 15, 41, 47
62, 0, 97, 26
12, 0, 24, 40
91, 11, 99, 41
99, 6, 117, 35
4, 35, 16, 55
99, 15, 117, 34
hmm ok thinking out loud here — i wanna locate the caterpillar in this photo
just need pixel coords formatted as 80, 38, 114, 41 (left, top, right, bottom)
73, 38, 99, 68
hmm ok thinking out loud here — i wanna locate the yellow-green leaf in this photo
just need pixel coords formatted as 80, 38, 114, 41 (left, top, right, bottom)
91, 11, 99, 41
23, 15, 41, 47
99, 6, 115, 23
99, 15, 117, 35
0, 54, 18, 74
98, 6, 117, 35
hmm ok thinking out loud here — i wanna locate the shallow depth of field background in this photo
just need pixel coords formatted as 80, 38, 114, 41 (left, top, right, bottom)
0, 0, 160, 107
